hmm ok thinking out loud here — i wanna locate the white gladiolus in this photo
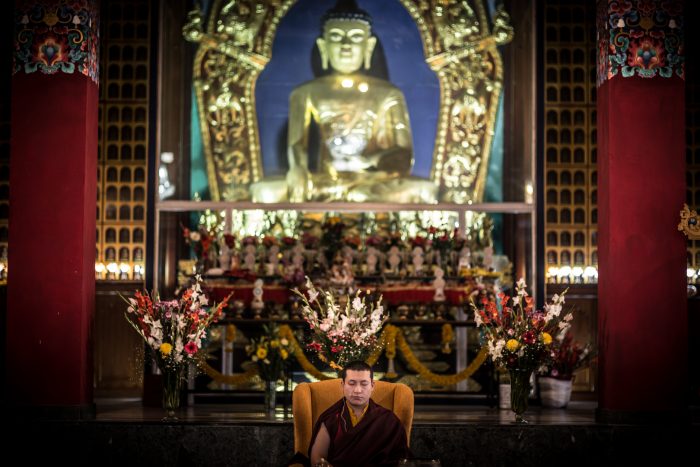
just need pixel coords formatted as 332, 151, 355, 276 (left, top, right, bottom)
488, 339, 506, 361
308, 289, 319, 302
292, 277, 387, 367
352, 297, 363, 311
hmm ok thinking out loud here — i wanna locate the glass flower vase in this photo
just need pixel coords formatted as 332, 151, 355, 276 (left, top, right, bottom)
162, 365, 184, 421
509, 368, 532, 424
264, 380, 277, 415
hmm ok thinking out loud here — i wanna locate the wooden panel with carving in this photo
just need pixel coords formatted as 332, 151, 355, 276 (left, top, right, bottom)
94, 282, 145, 396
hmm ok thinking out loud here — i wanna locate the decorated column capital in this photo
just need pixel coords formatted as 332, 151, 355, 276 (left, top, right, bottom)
597, 0, 683, 87
13, 0, 100, 84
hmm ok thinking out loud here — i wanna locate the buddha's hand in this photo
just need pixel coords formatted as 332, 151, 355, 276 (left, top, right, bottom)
287, 167, 309, 202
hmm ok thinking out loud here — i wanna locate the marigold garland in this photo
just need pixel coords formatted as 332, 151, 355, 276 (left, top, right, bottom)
392, 325, 488, 386
441, 323, 454, 354
385, 325, 398, 359
200, 362, 258, 384
225, 324, 236, 344
278, 324, 333, 380
203, 323, 488, 386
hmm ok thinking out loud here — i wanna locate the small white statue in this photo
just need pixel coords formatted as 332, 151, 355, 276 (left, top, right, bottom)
266, 244, 280, 276
366, 246, 379, 275
411, 246, 425, 276
388, 246, 401, 274
251, 279, 264, 319
243, 244, 257, 272
433, 267, 446, 302
218, 243, 231, 271
458, 246, 471, 271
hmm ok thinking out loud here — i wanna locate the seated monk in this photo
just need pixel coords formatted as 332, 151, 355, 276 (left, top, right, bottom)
251, 0, 436, 203
290, 360, 412, 466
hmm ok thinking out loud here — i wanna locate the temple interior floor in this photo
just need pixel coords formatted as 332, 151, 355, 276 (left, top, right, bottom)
95, 397, 599, 425
8, 397, 698, 466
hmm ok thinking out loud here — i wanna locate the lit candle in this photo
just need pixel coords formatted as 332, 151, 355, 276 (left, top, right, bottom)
583, 266, 597, 283
95, 262, 105, 280
558, 266, 572, 284
106, 262, 118, 280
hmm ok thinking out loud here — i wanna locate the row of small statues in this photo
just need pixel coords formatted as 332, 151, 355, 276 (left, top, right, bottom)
202, 242, 502, 279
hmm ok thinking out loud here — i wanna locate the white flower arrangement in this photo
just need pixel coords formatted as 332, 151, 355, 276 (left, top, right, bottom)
292, 277, 386, 370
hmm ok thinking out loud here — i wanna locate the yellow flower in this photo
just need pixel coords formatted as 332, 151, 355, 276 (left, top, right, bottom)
160, 343, 173, 355
256, 347, 268, 359
506, 339, 520, 352
280, 349, 289, 360
270, 340, 279, 348
541, 332, 553, 345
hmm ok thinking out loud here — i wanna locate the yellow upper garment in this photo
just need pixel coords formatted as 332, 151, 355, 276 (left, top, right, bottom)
346, 400, 369, 427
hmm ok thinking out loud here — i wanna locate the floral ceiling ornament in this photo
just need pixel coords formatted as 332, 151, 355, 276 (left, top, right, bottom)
597, 0, 684, 87
13, 0, 100, 84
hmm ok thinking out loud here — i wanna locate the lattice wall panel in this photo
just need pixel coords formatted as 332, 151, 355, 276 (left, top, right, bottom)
543, 0, 598, 276
96, 0, 151, 280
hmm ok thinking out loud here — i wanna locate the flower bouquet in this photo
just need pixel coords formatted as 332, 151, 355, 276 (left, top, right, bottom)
292, 277, 387, 371
543, 331, 594, 381
182, 225, 218, 272
246, 323, 294, 381
122, 276, 231, 419
470, 278, 571, 422
246, 323, 294, 413
538, 331, 595, 408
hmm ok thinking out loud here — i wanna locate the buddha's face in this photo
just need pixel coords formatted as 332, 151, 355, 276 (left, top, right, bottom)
319, 19, 376, 74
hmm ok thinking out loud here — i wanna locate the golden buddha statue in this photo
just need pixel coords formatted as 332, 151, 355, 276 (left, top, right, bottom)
251, 0, 436, 203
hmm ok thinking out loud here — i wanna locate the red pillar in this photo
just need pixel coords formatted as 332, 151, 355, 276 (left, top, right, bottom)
7, 0, 99, 417
597, 0, 687, 422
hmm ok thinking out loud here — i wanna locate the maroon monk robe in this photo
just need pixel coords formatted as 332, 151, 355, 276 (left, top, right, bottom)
298, 398, 411, 466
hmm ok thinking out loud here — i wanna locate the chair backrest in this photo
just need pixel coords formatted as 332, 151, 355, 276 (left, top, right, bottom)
292, 379, 414, 456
